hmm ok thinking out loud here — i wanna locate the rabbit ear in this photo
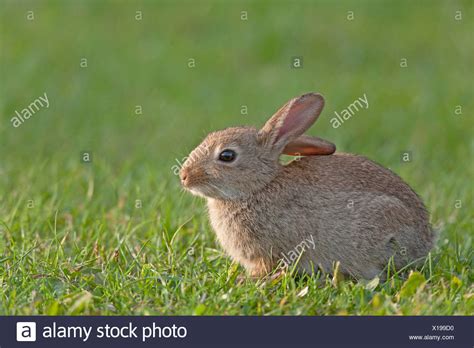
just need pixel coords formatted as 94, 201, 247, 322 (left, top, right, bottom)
282, 135, 336, 156
259, 93, 325, 151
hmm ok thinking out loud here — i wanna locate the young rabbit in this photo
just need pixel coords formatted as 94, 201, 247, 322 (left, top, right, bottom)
180, 93, 434, 279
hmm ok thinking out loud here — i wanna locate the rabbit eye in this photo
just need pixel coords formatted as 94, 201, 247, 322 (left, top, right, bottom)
218, 149, 236, 162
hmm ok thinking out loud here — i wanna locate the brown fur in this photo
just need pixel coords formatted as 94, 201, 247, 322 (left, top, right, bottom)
180, 93, 433, 279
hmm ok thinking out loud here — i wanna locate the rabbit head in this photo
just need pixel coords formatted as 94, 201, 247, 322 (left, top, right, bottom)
180, 93, 335, 200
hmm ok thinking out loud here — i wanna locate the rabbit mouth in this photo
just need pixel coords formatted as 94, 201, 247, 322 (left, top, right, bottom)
187, 186, 209, 198
186, 182, 238, 200
183, 181, 213, 198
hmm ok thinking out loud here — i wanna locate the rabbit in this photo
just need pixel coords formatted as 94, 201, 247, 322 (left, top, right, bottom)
179, 93, 434, 279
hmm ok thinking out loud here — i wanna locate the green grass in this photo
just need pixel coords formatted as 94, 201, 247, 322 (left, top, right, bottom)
0, 0, 473, 315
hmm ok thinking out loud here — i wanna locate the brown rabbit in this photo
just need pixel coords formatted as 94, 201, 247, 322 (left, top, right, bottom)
180, 93, 433, 279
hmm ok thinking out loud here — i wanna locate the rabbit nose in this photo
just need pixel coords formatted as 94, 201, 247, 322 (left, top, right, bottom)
180, 171, 188, 185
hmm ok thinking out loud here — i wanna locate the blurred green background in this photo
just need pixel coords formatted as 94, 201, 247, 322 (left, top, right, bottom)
0, 0, 472, 315
1, 1, 472, 170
